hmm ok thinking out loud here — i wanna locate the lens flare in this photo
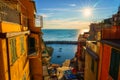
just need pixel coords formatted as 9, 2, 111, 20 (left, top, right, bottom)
83, 7, 93, 17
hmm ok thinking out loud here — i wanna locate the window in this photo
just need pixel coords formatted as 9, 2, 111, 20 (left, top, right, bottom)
28, 37, 36, 54
91, 58, 94, 72
10, 38, 17, 63
109, 48, 120, 80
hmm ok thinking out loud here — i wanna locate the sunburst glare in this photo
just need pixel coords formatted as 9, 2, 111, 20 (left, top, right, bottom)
83, 7, 93, 17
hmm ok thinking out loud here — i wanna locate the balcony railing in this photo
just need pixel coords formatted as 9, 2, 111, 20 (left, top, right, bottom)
0, 0, 20, 24
35, 15, 43, 27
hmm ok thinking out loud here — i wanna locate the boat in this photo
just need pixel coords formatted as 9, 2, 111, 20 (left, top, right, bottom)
57, 55, 61, 58
59, 48, 62, 52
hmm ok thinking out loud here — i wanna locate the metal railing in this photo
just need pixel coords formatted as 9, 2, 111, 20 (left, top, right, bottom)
45, 41, 78, 44
0, 0, 20, 24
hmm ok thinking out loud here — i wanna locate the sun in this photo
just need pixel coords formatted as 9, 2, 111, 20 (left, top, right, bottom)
83, 7, 93, 17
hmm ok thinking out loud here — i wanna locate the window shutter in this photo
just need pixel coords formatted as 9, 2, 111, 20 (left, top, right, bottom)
10, 38, 17, 63
109, 48, 120, 80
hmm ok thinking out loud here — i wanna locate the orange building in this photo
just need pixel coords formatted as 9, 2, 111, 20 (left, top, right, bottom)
98, 7, 120, 80
19, 0, 44, 80
0, 0, 44, 80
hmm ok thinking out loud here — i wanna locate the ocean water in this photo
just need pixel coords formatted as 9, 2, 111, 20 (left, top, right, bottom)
42, 29, 80, 65
47, 44, 77, 65
42, 29, 80, 41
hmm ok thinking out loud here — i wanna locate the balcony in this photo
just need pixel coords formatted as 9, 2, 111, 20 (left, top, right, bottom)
35, 15, 43, 28
0, 0, 20, 24
86, 41, 97, 53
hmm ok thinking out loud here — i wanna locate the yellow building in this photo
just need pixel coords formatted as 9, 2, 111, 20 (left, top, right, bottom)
0, 0, 44, 80
85, 41, 99, 80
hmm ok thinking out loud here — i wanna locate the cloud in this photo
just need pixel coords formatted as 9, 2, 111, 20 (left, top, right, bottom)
40, 14, 48, 18
43, 19, 90, 30
38, 13, 54, 18
39, 7, 89, 13
39, 8, 73, 12
69, 4, 77, 7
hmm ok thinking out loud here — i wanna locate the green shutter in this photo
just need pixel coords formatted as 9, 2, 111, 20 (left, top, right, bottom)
10, 38, 17, 63
109, 48, 120, 80
20, 36, 25, 54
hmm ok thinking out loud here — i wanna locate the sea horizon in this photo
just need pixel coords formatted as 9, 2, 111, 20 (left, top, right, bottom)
42, 29, 82, 41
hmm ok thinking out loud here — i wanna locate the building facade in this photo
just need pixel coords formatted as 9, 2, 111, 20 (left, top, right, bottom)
84, 6, 120, 80
0, 0, 44, 80
98, 7, 120, 80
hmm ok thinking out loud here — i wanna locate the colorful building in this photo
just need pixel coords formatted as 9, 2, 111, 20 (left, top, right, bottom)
83, 6, 120, 80
0, 0, 44, 80
98, 7, 120, 80
75, 32, 89, 79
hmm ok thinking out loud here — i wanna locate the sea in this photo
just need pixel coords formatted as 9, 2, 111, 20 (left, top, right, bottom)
42, 29, 80, 65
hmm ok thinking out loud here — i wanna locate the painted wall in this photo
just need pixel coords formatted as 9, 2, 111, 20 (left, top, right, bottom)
84, 52, 98, 80
102, 26, 120, 39
0, 0, 43, 80
18, 0, 43, 79
29, 58, 43, 80
0, 39, 9, 80
20, 0, 36, 29
99, 44, 111, 80
8, 35, 30, 80
0, 32, 30, 80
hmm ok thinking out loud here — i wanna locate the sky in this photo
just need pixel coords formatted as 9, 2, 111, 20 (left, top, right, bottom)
35, 0, 120, 31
